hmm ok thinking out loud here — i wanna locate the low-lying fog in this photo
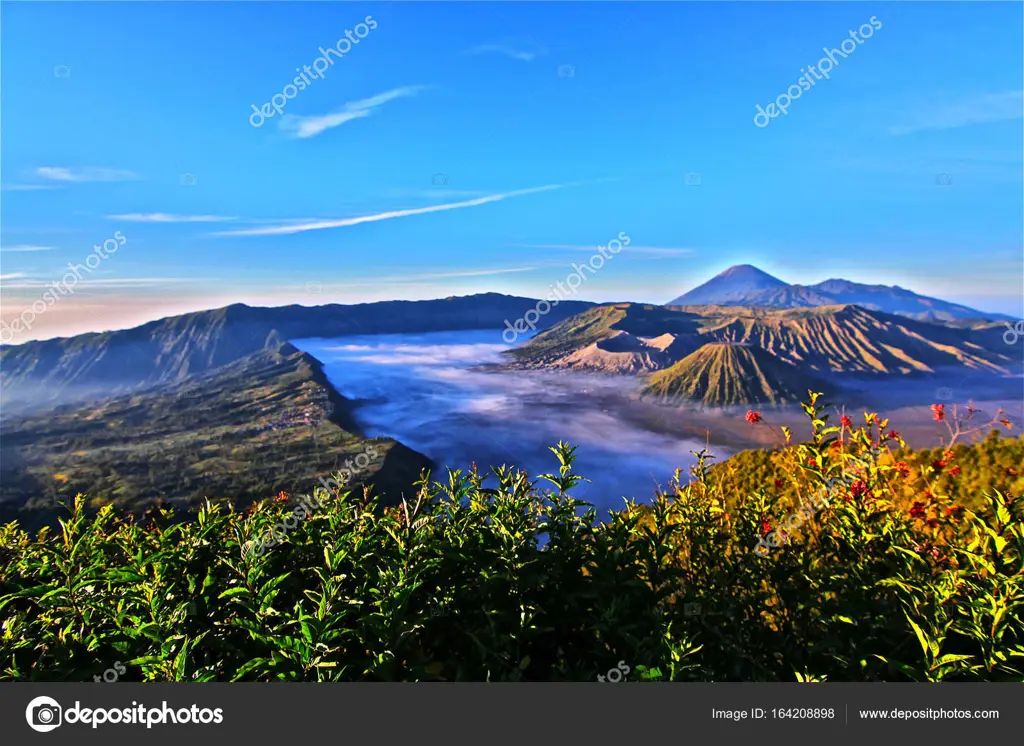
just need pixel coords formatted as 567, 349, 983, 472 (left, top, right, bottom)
294, 330, 724, 513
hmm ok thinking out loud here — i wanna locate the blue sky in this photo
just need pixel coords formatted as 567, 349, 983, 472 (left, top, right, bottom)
1, 1, 1022, 341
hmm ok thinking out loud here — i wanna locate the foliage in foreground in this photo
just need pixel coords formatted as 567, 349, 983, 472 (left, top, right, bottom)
1, 394, 1021, 682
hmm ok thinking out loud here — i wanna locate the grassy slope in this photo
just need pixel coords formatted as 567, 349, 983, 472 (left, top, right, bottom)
0, 343, 431, 528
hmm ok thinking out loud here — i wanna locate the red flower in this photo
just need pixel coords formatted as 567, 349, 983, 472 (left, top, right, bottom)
895, 461, 911, 479
807, 457, 817, 467
999, 417, 1013, 430
931, 404, 946, 422
850, 480, 868, 499
774, 479, 784, 490
745, 410, 762, 424
948, 465, 962, 478
932, 460, 947, 471
886, 430, 900, 440
909, 501, 927, 518
841, 415, 853, 429
760, 518, 772, 536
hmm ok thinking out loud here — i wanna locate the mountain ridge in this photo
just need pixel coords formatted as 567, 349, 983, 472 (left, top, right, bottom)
667, 265, 1013, 322
506, 301, 1019, 405
0, 293, 594, 414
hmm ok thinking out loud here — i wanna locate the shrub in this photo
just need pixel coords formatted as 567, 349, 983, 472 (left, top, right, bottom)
1, 394, 1021, 681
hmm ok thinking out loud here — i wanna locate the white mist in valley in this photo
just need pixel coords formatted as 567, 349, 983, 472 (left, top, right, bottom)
294, 330, 725, 512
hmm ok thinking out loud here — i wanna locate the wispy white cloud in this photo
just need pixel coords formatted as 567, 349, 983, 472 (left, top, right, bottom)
107, 213, 238, 223
35, 166, 138, 182
279, 86, 427, 139
384, 188, 490, 200
510, 243, 695, 257
213, 182, 577, 237
890, 91, 1023, 136
466, 39, 547, 62
0, 245, 56, 253
0, 277, 209, 290
290, 267, 539, 292
243, 217, 343, 225
389, 267, 538, 282
1, 184, 63, 191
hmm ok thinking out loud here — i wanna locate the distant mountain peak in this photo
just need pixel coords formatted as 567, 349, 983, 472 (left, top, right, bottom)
716, 264, 786, 284
667, 265, 1008, 322
667, 265, 787, 306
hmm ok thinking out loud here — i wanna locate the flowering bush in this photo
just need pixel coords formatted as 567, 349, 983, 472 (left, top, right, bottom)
1, 394, 1020, 682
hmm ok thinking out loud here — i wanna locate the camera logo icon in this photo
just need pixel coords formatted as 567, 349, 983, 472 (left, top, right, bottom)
558, 65, 575, 78
26, 696, 62, 732
53, 65, 71, 78
431, 173, 448, 186
935, 173, 953, 186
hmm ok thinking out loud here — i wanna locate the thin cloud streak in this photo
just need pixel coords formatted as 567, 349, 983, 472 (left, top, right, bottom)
465, 38, 547, 62
107, 213, 239, 223
889, 91, 1024, 135
35, 166, 138, 182
510, 243, 695, 257
387, 267, 538, 282
212, 182, 578, 237
1, 184, 63, 191
279, 86, 427, 139
467, 44, 540, 62
0, 245, 56, 252
1, 277, 211, 290
287, 266, 539, 292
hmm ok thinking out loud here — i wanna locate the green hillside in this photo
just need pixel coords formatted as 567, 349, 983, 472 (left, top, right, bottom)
0, 343, 431, 529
